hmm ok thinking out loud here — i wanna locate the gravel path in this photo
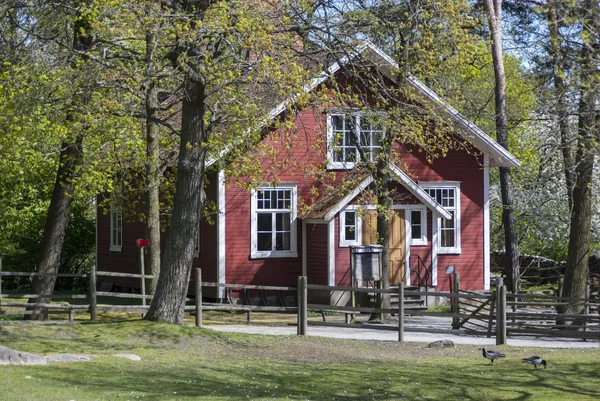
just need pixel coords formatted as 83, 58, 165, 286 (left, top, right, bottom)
206, 324, 599, 349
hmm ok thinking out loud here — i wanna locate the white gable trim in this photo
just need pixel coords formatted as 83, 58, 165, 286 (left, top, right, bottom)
387, 163, 452, 220
321, 164, 451, 223
323, 176, 374, 221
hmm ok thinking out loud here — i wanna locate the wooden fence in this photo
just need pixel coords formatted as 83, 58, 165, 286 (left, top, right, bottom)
1, 260, 599, 344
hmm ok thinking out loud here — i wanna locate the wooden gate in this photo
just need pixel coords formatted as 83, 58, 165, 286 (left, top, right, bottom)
455, 290, 495, 335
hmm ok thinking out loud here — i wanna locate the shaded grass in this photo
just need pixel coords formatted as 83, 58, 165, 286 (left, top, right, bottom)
0, 319, 599, 400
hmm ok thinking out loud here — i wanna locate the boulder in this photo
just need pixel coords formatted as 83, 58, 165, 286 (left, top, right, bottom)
0, 345, 47, 365
427, 340, 455, 348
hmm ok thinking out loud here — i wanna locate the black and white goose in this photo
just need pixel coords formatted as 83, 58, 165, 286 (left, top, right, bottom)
523, 356, 547, 369
479, 348, 505, 365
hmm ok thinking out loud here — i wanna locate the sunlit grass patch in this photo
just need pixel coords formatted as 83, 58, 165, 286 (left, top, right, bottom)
0, 319, 598, 400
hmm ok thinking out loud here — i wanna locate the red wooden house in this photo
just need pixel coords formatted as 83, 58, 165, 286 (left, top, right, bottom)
96, 42, 519, 304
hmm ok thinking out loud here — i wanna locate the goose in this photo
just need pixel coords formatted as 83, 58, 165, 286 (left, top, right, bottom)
479, 347, 505, 365
523, 356, 547, 369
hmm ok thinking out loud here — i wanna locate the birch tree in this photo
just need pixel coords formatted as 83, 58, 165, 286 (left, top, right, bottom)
483, 0, 521, 294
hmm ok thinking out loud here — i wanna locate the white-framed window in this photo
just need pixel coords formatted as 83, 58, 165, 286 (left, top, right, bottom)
423, 183, 461, 254
327, 113, 382, 169
408, 207, 427, 246
339, 207, 362, 247
251, 184, 298, 258
110, 206, 123, 252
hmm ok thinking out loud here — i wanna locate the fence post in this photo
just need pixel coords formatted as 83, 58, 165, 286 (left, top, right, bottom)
297, 276, 307, 335
452, 272, 460, 329
139, 247, 146, 306
584, 283, 590, 332
487, 297, 495, 338
398, 283, 404, 342
496, 283, 506, 345
195, 268, 202, 328
90, 261, 97, 322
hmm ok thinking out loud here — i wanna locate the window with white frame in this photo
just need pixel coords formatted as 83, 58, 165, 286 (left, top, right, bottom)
327, 113, 382, 169
251, 185, 297, 258
409, 208, 427, 246
339, 208, 361, 247
424, 184, 461, 253
110, 206, 123, 252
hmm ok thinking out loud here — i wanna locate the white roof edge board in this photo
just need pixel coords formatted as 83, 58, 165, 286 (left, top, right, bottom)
362, 41, 521, 169
208, 41, 520, 169
387, 163, 453, 220
207, 49, 360, 168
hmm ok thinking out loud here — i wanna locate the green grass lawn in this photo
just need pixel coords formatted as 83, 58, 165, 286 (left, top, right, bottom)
0, 317, 598, 400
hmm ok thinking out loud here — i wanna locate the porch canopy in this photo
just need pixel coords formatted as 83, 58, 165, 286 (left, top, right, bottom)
302, 162, 452, 222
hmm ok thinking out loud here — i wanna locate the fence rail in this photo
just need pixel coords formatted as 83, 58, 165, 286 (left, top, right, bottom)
1, 262, 599, 344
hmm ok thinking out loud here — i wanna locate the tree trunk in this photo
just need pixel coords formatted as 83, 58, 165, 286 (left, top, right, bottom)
546, 0, 575, 211
483, 0, 521, 294
374, 162, 392, 321
144, 76, 207, 324
144, 30, 161, 295
25, 1, 92, 320
560, 0, 599, 318
26, 136, 83, 320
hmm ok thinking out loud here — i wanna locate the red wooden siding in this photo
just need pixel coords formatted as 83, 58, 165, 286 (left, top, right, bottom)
402, 147, 485, 291
96, 197, 150, 291
305, 223, 328, 285
334, 218, 353, 287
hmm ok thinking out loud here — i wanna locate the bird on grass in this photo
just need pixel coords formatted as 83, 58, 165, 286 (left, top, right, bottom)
479, 348, 505, 365
523, 356, 547, 369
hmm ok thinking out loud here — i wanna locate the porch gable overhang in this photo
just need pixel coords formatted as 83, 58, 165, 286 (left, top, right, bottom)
301, 163, 451, 223
386, 163, 452, 220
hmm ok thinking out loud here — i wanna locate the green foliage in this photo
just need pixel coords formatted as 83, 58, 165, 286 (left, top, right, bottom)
428, 304, 451, 313
1, 198, 95, 292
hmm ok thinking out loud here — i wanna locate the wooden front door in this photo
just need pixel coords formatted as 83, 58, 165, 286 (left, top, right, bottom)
389, 210, 406, 285
361, 209, 406, 285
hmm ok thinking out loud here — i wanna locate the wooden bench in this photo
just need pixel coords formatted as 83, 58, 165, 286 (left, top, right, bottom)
0, 302, 89, 322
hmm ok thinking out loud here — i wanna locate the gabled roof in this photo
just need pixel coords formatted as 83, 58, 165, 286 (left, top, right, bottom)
361, 42, 520, 168
302, 164, 452, 222
208, 41, 520, 169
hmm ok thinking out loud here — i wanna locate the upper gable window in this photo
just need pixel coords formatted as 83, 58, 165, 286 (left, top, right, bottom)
251, 184, 298, 259
327, 113, 382, 169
